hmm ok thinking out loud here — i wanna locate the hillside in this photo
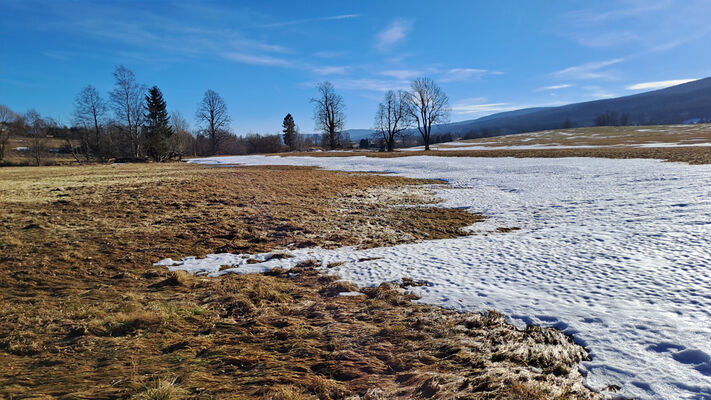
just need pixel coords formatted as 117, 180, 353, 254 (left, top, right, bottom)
346, 77, 711, 141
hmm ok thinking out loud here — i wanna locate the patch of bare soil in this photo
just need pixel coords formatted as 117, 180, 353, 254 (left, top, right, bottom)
0, 163, 598, 399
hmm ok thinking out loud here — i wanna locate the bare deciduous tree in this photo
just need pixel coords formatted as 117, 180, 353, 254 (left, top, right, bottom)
374, 90, 412, 152
25, 110, 48, 166
73, 85, 107, 159
109, 65, 146, 158
0, 104, 17, 162
196, 89, 231, 155
311, 81, 345, 150
169, 111, 195, 157
406, 77, 450, 151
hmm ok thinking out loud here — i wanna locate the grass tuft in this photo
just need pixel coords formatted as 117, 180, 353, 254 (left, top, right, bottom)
131, 377, 187, 400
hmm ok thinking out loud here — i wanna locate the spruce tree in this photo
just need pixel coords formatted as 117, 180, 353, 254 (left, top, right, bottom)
282, 113, 297, 151
144, 86, 173, 161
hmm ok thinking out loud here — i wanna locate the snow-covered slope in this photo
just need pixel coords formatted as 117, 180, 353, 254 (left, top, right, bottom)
175, 155, 711, 400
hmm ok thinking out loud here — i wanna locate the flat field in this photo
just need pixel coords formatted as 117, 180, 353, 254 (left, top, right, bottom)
444, 124, 711, 148
189, 154, 711, 400
1, 135, 78, 166
0, 163, 596, 399
295, 124, 711, 164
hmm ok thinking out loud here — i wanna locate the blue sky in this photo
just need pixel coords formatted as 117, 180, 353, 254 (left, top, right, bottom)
1, 0, 710, 134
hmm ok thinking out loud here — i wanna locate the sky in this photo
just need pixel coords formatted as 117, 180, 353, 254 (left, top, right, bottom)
1, 0, 710, 134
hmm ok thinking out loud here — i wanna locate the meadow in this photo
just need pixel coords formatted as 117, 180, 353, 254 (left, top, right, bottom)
0, 163, 597, 399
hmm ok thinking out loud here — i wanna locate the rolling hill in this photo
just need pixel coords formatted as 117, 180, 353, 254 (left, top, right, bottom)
346, 77, 711, 141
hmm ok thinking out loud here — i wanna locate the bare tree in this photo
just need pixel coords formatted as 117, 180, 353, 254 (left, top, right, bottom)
109, 65, 146, 158
406, 77, 450, 151
374, 90, 412, 152
311, 81, 345, 150
196, 89, 231, 155
25, 110, 48, 166
169, 111, 195, 157
73, 85, 107, 159
0, 104, 17, 162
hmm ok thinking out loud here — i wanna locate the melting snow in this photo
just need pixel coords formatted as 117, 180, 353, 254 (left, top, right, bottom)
163, 155, 711, 400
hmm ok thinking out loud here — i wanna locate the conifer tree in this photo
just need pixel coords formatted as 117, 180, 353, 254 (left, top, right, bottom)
282, 113, 297, 151
144, 86, 173, 161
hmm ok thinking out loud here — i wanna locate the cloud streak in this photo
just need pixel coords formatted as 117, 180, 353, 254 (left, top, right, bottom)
582, 85, 617, 99
451, 98, 563, 117
313, 66, 349, 75
552, 58, 624, 80
440, 68, 500, 82
221, 52, 293, 67
564, 1, 672, 24
379, 69, 423, 80
331, 78, 409, 92
626, 79, 697, 90
539, 84, 574, 90
260, 14, 361, 28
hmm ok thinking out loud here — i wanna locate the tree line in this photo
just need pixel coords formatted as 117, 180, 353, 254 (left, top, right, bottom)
0, 66, 454, 165
313, 77, 451, 152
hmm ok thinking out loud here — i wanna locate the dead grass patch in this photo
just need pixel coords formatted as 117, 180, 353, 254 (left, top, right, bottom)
279, 124, 711, 165
0, 163, 598, 399
282, 146, 711, 164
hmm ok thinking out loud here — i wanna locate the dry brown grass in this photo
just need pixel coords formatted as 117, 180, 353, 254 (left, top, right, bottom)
275, 124, 711, 164
0, 163, 598, 399
282, 145, 711, 164
456, 124, 711, 147
1, 135, 79, 166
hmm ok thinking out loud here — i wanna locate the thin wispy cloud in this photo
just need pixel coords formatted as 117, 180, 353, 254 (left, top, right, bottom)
380, 69, 422, 80
312, 66, 349, 75
260, 14, 361, 28
33, 2, 294, 64
227, 37, 290, 54
539, 84, 574, 90
379, 67, 499, 83
223, 53, 350, 75
556, 0, 711, 61
552, 58, 624, 80
563, 0, 672, 25
440, 68, 499, 82
582, 85, 617, 99
221, 52, 292, 68
376, 19, 413, 50
576, 31, 639, 48
451, 98, 563, 117
451, 101, 513, 116
556, 2, 664, 49
331, 78, 409, 92
626, 79, 697, 90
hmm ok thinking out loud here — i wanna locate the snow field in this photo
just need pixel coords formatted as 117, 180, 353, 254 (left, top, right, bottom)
163, 155, 711, 400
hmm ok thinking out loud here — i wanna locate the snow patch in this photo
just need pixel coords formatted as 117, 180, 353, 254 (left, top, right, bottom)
175, 155, 711, 400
